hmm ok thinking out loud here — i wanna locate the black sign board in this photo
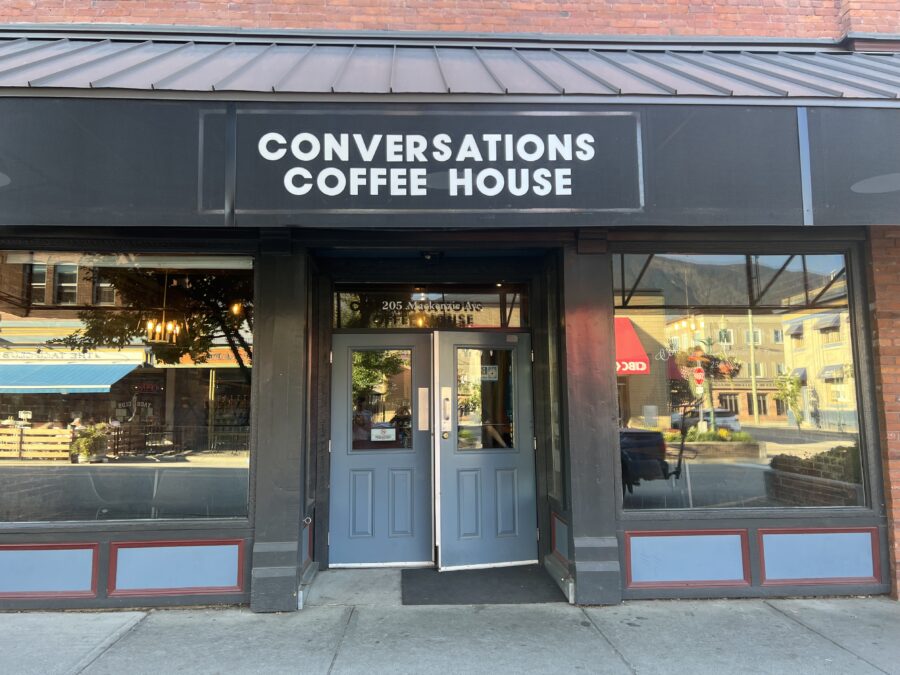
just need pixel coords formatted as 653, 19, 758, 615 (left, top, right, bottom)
233, 110, 643, 214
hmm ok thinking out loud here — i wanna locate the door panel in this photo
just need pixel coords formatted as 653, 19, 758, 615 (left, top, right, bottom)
329, 334, 432, 565
437, 332, 537, 569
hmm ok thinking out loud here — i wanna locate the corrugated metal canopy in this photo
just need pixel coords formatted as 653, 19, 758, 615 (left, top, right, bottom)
0, 36, 899, 99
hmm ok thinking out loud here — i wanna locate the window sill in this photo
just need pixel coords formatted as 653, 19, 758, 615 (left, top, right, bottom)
0, 518, 253, 535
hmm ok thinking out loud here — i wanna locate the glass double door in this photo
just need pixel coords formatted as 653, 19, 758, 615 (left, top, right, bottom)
329, 331, 537, 569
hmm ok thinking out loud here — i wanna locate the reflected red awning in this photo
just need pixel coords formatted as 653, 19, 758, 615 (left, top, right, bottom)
614, 317, 650, 375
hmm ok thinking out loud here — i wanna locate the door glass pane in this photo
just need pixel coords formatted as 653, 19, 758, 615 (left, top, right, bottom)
334, 284, 528, 329
351, 349, 412, 451
457, 348, 514, 450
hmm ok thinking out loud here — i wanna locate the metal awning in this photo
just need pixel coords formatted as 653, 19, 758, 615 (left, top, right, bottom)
814, 314, 842, 330
791, 367, 807, 384
786, 322, 805, 336
1, 33, 900, 99
819, 364, 845, 380
0, 363, 138, 394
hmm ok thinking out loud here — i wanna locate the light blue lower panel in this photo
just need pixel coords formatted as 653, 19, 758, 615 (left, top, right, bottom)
0, 547, 94, 594
762, 531, 874, 581
553, 516, 570, 561
114, 544, 239, 592
630, 534, 746, 585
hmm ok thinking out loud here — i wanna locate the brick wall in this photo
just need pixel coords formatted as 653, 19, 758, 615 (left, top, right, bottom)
841, 0, 900, 36
868, 226, 900, 599
0, 0, 864, 40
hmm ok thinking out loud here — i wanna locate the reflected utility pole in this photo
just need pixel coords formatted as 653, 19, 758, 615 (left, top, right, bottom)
747, 309, 760, 425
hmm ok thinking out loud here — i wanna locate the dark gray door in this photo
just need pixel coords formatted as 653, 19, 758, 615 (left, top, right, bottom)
436, 332, 537, 569
329, 334, 432, 566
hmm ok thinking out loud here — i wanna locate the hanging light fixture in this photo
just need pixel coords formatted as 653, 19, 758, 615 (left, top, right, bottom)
145, 271, 184, 344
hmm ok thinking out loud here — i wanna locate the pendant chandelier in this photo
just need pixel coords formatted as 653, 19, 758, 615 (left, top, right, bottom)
145, 271, 184, 344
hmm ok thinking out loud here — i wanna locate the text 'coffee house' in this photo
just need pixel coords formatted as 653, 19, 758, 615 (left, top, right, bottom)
0, 26, 897, 611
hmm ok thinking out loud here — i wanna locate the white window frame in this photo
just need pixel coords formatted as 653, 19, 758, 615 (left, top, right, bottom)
53, 264, 79, 305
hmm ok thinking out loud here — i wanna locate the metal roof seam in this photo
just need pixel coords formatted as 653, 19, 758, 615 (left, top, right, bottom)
790, 53, 900, 90
330, 44, 357, 93
628, 50, 732, 95
588, 49, 677, 94
432, 47, 451, 94
389, 44, 397, 94
715, 52, 843, 97
666, 50, 788, 96
0, 38, 57, 65
750, 51, 895, 98
89, 41, 192, 89
0, 38, 103, 81
473, 47, 508, 94
511, 48, 565, 94
211, 43, 276, 91
850, 52, 900, 78
151, 42, 234, 90
28, 40, 150, 88
549, 49, 620, 94
272, 44, 315, 93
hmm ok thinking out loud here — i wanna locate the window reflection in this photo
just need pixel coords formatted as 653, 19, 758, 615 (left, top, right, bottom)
0, 252, 253, 521
457, 348, 514, 450
614, 253, 863, 509
351, 350, 412, 451
334, 284, 527, 329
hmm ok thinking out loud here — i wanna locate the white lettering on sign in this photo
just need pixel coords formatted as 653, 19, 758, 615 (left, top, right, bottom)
616, 360, 648, 373
259, 132, 596, 199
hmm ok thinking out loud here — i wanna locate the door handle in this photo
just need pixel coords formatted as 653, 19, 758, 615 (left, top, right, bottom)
417, 387, 429, 431
440, 386, 452, 435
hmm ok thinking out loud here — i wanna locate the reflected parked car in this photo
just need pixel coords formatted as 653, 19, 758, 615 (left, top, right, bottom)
620, 429, 669, 494
671, 408, 741, 432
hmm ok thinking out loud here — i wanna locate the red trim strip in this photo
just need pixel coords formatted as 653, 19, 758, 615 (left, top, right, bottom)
625, 530, 751, 589
108, 539, 245, 597
0, 543, 99, 599
758, 527, 880, 586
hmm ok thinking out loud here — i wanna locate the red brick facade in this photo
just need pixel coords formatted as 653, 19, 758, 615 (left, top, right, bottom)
1, 0, 899, 40
868, 226, 900, 599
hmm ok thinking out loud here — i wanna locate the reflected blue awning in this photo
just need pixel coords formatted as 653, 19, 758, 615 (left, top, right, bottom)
791, 367, 807, 385
0, 364, 138, 394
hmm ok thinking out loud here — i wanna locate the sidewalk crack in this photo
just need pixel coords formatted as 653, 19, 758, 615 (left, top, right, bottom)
70, 611, 150, 675
580, 607, 638, 675
326, 605, 356, 675
763, 600, 889, 675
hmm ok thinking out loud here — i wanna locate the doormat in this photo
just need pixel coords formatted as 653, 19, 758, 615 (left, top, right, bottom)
401, 565, 565, 605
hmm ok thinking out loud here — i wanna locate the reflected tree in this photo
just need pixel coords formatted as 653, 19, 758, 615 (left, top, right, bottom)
774, 374, 804, 434
51, 268, 254, 383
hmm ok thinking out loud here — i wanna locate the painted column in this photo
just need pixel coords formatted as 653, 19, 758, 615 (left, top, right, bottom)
561, 239, 623, 604
250, 240, 308, 612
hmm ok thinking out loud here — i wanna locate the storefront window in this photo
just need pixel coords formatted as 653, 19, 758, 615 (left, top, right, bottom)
613, 253, 864, 510
0, 251, 253, 521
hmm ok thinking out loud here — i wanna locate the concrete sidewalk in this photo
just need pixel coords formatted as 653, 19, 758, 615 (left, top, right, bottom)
1, 570, 898, 675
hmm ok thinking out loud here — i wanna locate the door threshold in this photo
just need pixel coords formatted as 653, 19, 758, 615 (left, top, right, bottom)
439, 559, 539, 572
329, 561, 435, 569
